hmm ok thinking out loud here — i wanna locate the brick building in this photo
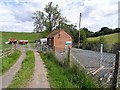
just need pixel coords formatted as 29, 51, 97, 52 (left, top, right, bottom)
47, 29, 72, 52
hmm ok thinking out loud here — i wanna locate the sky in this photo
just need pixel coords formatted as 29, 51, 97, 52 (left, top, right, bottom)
0, 0, 119, 32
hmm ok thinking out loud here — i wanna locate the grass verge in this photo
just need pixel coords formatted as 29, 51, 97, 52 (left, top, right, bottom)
8, 51, 35, 88
1, 49, 21, 75
40, 52, 98, 88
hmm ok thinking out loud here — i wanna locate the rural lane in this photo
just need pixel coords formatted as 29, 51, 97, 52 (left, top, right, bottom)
27, 50, 50, 88
0, 45, 26, 89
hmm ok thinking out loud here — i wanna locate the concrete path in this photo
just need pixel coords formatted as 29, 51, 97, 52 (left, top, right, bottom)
0, 45, 26, 89
28, 51, 50, 88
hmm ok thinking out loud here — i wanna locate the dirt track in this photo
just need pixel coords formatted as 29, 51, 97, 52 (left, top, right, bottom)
28, 50, 50, 88
0, 45, 26, 89
0, 44, 50, 89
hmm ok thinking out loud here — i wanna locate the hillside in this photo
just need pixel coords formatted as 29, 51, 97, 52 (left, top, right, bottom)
1, 32, 41, 49
87, 33, 120, 44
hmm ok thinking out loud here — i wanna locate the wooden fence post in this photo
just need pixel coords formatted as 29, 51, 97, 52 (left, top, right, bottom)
111, 51, 120, 89
68, 46, 70, 66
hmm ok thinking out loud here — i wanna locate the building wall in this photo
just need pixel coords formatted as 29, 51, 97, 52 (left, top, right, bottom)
54, 30, 72, 52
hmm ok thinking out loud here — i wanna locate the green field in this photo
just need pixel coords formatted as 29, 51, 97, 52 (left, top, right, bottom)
87, 33, 120, 44
1, 32, 41, 49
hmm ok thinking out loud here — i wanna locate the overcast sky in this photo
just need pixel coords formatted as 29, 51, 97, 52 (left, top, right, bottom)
0, 0, 119, 32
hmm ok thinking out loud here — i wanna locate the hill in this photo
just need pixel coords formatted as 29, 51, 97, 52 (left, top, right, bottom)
87, 33, 120, 44
1, 32, 41, 49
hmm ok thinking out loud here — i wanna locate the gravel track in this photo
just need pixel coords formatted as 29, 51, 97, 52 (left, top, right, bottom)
0, 45, 26, 89
28, 51, 50, 88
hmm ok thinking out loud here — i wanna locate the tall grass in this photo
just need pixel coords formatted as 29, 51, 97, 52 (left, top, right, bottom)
40, 52, 98, 88
1, 50, 21, 75
8, 51, 35, 88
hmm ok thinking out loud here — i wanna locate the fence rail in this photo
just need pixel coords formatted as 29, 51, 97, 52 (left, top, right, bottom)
0, 48, 13, 58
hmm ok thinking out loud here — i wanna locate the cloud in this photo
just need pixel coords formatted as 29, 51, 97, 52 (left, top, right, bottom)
0, 0, 119, 32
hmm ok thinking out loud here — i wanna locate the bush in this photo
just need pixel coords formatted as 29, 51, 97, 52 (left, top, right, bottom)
111, 42, 120, 53
81, 36, 111, 52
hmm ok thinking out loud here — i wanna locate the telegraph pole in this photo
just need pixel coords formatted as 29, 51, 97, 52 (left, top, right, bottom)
78, 13, 82, 48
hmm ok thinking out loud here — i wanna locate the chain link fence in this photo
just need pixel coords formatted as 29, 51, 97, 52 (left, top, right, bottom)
54, 44, 118, 88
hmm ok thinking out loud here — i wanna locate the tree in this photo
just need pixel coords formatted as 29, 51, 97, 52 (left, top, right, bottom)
80, 29, 86, 43
113, 28, 120, 33
99, 27, 112, 35
82, 27, 94, 37
32, 2, 67, 32
32, 11, 45, 32
57, 23, 78, 44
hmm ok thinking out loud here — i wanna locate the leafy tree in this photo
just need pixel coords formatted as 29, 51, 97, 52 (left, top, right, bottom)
32, 11, 45, 32
58, 23, 79, 44
80, 29, 86, 43
99, 27, 112, 35
113, 28, 120, 33
82, 27, 94, 37
32, 2, 67, 32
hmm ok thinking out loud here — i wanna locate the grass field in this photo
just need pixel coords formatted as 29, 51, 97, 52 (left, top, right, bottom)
87, 33, 120, 44
1, 49, 21, 75
1, 32, 41, 49
40, 52, 98, 88
8, 51, 35, 88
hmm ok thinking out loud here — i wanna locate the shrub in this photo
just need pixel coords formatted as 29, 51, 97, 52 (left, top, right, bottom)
81, 36, 111, 52
111, 42, 120, 53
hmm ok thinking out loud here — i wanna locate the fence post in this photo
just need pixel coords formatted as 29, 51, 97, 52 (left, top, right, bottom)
68, 46, 70, 66
111, 51, 120, 89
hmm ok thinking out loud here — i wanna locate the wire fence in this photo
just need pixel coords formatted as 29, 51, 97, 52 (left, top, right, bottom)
54, 45, 117, 88
0, 48, 12, 59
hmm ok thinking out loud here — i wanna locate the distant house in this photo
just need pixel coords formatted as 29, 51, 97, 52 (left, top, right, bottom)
47, 29, 72, 52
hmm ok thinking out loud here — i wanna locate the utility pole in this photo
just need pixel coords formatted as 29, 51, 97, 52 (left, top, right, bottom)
78, 13, 82, 48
